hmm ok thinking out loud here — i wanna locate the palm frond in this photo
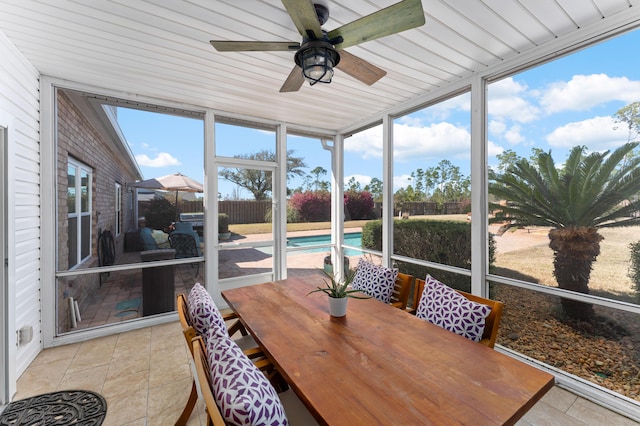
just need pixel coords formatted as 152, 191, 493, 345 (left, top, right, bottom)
489, 142, 640, 230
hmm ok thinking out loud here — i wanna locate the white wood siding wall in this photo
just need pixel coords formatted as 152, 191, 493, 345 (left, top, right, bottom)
0, 31, 42, 377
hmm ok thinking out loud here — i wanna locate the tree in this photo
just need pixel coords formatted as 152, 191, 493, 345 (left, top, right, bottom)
412, 168, 425, 200
394, 185, 419, 203
345, 177, 362, 192
427, 160, 471, 205
489, 143, 640, 320
308, 166, 329, 191
365, 177, 383, 201
495, 149, 519, 174
614, 101, 640, 143
219, 149, 306, 200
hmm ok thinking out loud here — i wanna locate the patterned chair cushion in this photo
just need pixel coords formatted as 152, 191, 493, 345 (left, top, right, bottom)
416, 275, 491, 343
206, 329, 288, 426
351, 259, 398, 303
188, 283, 228, 342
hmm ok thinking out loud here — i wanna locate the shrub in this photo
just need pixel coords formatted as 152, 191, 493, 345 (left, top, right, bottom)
290, 191, 331, 222
142, 198, 175, 231
344, 190, 374, 220
265, 204, 300, 223
218, 213, 229, 233
362, 219, 496, 292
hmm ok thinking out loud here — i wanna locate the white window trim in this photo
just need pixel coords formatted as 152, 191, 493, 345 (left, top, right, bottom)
67, 158, 92, 269
115, 182, 122, 236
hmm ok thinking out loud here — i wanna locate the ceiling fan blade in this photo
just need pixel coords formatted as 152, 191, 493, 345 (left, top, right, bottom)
210, 40, 299, 52
328, 0, 425, 50
281, 0, 323, 39
279, 66, 305, 92
336, 51, 386, 86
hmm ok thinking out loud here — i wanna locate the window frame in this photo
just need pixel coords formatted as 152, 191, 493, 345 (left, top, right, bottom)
115, 182, 122, 236
67, 157, 92, 269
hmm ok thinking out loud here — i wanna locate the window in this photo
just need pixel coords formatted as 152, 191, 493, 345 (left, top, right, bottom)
115, 183, 122, 236
391, 92, 472, 291
67, 158, 92, 269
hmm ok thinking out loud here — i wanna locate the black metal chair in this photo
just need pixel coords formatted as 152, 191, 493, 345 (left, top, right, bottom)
168, 233, 201, 277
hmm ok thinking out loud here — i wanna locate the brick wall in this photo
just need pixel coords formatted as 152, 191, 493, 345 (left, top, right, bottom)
56, 91, 140, 332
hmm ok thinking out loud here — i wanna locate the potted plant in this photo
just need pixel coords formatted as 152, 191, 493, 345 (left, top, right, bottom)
307, 268, 369, 317
218, 213, 231, 240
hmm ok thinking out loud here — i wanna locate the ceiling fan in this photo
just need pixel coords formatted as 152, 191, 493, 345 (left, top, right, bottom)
210, 0, 425, 92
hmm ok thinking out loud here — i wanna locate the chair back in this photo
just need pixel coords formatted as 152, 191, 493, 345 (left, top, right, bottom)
191, 335, 226, 426
175, 293, 199, 425
174, 222, 195, 233
389, 273, 413, 310
455, 289, 503, 349
177, 294, 197, 350
168, 233, 200, 258
412, 278, 504, 348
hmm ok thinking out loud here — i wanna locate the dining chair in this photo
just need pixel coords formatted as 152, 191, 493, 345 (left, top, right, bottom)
191, 333, 319, 426
411, 277, 504, 348
190, 335, 227, 426
389, 272, 414, 310
168, 233, 201, 276
175, 292, 274, 426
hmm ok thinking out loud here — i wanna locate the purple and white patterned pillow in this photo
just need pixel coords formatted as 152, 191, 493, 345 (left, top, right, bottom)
206, 329, 288, 426
351, 258, 399, 303
416, 275, 491, 343
188, 283, 228, 342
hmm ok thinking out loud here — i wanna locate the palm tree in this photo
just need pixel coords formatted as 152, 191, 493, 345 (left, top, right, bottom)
489, 143, 640, 320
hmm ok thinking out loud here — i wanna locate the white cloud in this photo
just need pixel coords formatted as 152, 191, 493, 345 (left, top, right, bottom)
489, 120, 506, 136
490, 77, 528, 97
135, 152, 181, 167
505, 125, 525, 145
489, 97, 540, 123
540, 74, 640, 114
345, 174, 372, 187
546, 116, 630, 150
488, 141, 504, 157
393, 174, 413, 191
346, 122, 471, 163
394, 122, 470, 162
488, 78, 540, 123
345, 126, 383, 159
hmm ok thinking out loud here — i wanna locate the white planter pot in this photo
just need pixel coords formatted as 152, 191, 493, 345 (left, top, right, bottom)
328, 296, 348, 317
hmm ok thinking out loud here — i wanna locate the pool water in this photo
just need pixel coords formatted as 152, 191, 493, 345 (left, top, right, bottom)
287, 232, 362, 256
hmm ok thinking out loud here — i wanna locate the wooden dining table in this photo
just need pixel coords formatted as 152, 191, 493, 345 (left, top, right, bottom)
222, 277, 554, 425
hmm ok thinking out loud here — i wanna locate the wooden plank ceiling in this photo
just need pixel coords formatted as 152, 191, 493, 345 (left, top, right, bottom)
0, 0, 638, 131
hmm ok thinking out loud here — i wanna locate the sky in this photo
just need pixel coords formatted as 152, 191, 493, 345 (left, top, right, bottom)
117, 28, 640, 200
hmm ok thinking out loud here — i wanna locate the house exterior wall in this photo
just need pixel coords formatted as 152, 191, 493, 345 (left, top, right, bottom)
0, 31, 42, 378
56, 91, 140, 332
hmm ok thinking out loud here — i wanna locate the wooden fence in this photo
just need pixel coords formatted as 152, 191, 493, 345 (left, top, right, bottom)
374, 201, 468, 217
181, 200, 272, 224
179, 200, 467, 224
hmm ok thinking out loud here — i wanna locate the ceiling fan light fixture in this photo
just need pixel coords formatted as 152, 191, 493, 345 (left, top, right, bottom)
294, 39, 340, 86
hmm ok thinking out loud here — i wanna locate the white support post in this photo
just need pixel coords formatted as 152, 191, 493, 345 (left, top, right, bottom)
470, 75, 488, 297
382, 115, 393, 267
330, 135, 344, 280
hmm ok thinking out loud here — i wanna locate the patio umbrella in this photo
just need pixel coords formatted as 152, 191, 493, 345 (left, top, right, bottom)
130, 172, 203, 220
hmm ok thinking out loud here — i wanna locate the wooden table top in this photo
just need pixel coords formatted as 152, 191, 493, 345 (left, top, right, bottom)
222, 277, 554, 426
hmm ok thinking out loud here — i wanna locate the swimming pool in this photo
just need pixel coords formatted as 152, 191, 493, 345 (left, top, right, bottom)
287, 232, 363, 256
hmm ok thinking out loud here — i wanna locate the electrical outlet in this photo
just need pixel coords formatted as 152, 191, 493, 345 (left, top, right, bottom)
17, 326, 33, 346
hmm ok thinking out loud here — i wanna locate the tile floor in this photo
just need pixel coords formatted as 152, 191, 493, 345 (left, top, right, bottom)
12, 320, 639, 426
